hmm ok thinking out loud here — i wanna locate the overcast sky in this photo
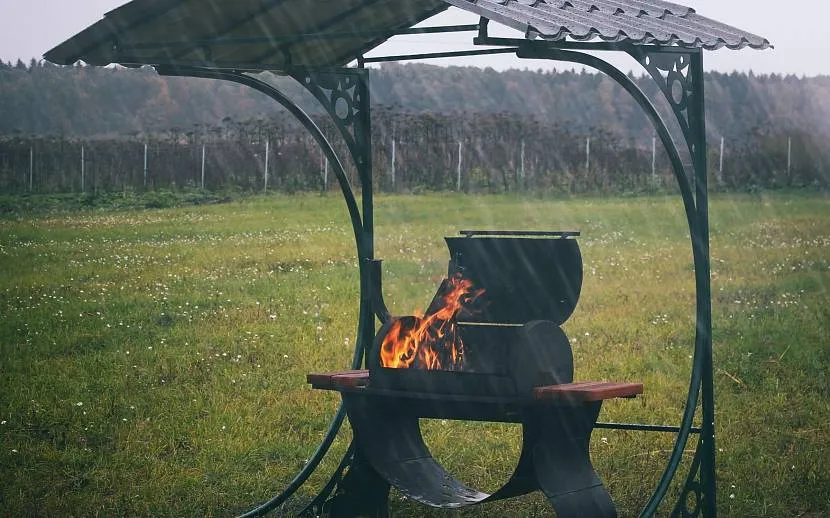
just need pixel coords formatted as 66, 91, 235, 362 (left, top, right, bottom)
0, 0, 825, 76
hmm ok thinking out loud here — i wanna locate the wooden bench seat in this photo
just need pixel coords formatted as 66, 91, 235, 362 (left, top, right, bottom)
307, 370, 369, 390
307, 370, 642, 402
533, 380, 643, 402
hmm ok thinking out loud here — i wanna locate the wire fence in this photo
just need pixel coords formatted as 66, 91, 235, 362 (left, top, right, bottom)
1, 112, 826, 195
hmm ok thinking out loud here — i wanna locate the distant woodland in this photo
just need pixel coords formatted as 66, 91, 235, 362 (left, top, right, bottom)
1, 59, 828, 194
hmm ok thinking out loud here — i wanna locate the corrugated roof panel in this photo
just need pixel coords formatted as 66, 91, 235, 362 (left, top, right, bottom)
44, 0, 771, 69
448, 0, 770, 50
682, 12, 768, 50
611, 0, 694, 17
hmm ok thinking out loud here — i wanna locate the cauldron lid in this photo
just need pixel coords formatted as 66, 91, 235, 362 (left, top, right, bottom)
445, 231, 582, 325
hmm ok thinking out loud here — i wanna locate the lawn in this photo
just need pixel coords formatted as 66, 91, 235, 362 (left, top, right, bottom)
1, 192, 828, 517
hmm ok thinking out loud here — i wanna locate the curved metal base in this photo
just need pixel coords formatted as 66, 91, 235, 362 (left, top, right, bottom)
333, 393, 616, 518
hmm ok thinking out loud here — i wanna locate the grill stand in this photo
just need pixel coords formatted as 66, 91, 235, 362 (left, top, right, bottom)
157, 47, 713, 518
528, 403, 614, 517
313, 380, 629, 518
323, 448, 389, 518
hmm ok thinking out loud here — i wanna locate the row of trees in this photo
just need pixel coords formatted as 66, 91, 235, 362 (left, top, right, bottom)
4, 60, 830, 144
2, 110, 825, 195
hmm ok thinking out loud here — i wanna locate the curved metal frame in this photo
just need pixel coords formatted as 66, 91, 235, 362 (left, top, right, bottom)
155, 66, 374, 517
156, 37, 715, 518
517, 44, 713, 517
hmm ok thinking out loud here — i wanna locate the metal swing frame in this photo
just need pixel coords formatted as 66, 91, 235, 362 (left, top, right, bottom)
148, 17, 717, 517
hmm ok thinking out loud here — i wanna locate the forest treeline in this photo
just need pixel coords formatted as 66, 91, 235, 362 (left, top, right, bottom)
3, 60, 830, 140
0, 59, 828, 194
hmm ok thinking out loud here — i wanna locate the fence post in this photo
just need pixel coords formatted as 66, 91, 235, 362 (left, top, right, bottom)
263, 139, 269, 193
391, 137, 396, 190
520, 138, 525, 187
143, 143, 148, 189
201, 144, 206, 190
457, 141, 463, 191
719, 136, 725, 184
585, 136, 591, 171
787, 136, 792, 180
81, 145, 85, 192
29, 146, 33, 192
318, 146, 329, 191
652, 134, 657, 180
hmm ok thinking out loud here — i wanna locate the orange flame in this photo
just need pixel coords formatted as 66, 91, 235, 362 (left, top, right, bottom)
380, 274, 484, 370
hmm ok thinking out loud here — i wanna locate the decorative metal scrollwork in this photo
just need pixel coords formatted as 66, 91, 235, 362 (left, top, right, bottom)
671, 438, 705, 518
290, 68, 371, 172
632, 50, 698, 159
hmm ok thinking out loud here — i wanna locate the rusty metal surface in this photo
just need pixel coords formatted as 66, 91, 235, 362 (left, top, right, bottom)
45, 0, 769, 69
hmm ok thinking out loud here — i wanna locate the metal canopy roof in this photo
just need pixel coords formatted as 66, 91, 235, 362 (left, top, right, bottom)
44, 0, 770, 70
448, 0, 770, 50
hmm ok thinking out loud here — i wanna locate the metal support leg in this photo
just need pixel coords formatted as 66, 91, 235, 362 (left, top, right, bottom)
339, 391, 618, 516
526, 403, 617, 518
324, 449, 390, 518
517, 45, 713, 518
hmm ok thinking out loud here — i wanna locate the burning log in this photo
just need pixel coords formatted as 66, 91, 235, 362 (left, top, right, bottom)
379, 273, 483, 371
372, 317, 574, 398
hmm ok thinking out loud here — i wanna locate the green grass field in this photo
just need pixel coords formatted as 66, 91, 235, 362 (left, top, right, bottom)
1, 192, 828, 517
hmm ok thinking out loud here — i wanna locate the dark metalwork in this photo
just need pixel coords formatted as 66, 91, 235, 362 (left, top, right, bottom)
362, 47, 518, 63
370, 319, 576, 398
155, 66, 366, 250
445, 234, 582, 325
393, 24, 480, 35
512, 43, 713, 518
134, 47, 713, 518
368, 260, 392, 324
477, 16, 489, 39
288, 68, 370, 188
476, 36, 723, 55
44, 0, 769, 68
109, 57, 289, 71
152, 66, 373, 517
337, 2, 457, 69
689, 49, 718, 518
476, 35, 633, 51
329, 231, 632, 516
43, 2, 767, 516
337, 389, 617, 518
166, 0, 290, 61
322, 447, 389, 518
120, 25, 481, 52
248, 0, 388, 64
594, 422, 702, 434
285, 67, 376, 367
630, 49, 696, 159
104, 45, 712, 518
459, 229, 580, 237
671, 437, 705, 518
297, 442, 356, 517
515, 45, 698, 240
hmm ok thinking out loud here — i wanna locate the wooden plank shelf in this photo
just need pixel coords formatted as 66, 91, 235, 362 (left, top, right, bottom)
308, 370, 642, 403
533, 381, 643, 402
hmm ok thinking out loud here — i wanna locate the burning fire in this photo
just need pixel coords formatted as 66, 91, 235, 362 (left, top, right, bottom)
380, 274, 484, 370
